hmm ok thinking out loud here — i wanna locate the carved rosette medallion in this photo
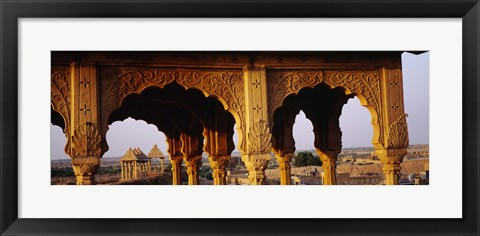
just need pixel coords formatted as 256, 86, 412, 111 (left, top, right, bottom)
386, 113, 409, 149
247, 120, 272, 154
100, 67, 246, 151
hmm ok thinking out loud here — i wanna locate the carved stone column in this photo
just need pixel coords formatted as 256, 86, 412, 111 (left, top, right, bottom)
170, 156, 183, 185
316, 150, 339, 185
275, 153, 293, 185
67, 58, 103, 185
120, 161, 124, 180
185, 155, 202, 185
378, 66, 409, 185
242, 65, 273, 185
208, 155, 230, 185
70, 123, 102, 185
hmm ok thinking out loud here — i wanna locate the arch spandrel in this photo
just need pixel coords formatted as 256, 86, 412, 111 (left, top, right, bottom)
267, 69, 384, 148
51, 66, 72, 155
98, 66, 246, 153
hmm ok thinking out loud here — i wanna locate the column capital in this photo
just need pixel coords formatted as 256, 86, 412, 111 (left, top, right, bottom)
170, 155, 184, 164
376, 148, 407, 164
382, 164, 402, 175
71, 156, 101, 185
242, 153, 270, 185
208, 155, 230, 185
184, 155, 202, 185
376, 148, 406, 185
315, 149, 339, 185
184, 155, 202, 175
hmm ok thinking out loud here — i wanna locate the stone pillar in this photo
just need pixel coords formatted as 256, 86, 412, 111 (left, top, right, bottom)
67, 59, 103, 185
209, 155, 230, 185
160, 159, 165, 172
242, 65, 272, 185
377, 66, 409, 185
243, 154, 270, 185
125, 163, 128, 179
275, 153, 293, 185
316, 150, 339, 185
185, 155, 202, 185
127, 162, 130, 179
170, 156, 183, 185
133, 162, 137, 179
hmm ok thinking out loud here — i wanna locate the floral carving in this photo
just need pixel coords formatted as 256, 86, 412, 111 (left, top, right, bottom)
247, 120, 272, 153
51, 69, 71, 128
267, 69, 384, 145
102, 67, 244, 117
51, 68, 72, 154
71, 123, 101, 157
100, 66, 246, 151
267, 70, 323, 113
387, 113, 409, 149
51, 70, 71, 115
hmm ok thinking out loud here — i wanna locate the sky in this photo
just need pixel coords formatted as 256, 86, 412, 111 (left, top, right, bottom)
50, 52, 429, 159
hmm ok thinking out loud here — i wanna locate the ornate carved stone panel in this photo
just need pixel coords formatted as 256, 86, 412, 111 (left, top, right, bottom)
386, 113, 409, 149
267, 69, 384, 146
99, 66, 246, 151
267, 70, 323, 114
247, 120, 272, 154
51, 67, 71, 132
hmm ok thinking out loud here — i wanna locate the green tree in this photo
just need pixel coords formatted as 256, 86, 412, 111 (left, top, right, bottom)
199, 165, 213, 180
293, 151, 322, 167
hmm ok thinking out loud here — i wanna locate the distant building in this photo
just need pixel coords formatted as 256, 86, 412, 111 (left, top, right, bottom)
120, 147, 149, 181
147, 144, 165, 173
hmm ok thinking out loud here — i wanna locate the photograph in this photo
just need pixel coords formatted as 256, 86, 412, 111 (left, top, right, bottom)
2, 0, 478, 235
51, 51, 429, 186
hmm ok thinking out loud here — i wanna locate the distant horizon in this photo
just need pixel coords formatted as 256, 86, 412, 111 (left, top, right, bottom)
51, 143, 430, 160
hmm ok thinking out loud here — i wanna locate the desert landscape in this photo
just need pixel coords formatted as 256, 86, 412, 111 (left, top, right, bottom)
51, 144, 429, 185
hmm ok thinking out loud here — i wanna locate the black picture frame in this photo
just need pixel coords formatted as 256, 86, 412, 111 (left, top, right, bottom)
1, 0, 479, 235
